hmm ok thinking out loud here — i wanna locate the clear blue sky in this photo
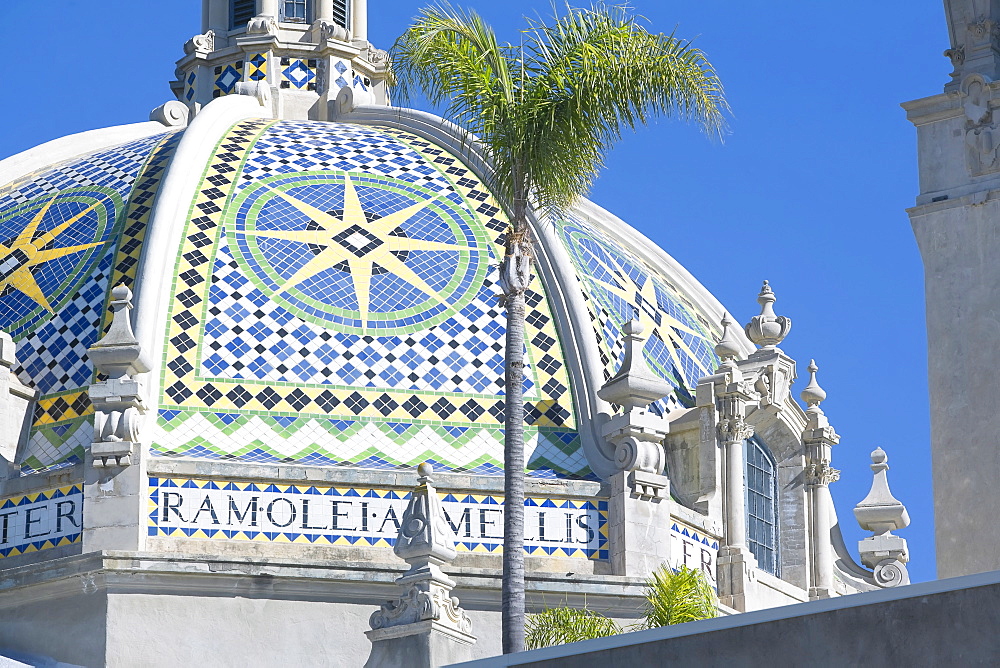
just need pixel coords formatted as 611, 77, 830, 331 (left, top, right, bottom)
0, 1, 945, 582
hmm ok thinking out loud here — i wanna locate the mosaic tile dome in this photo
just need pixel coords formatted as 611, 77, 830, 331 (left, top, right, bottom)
0, 106, 725, 481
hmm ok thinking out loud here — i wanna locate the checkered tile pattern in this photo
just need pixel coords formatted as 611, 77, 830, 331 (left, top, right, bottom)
247, 53, 268, 81
556, 217, 720, 412
0, 131, 180, 473
155, 120, 588, 478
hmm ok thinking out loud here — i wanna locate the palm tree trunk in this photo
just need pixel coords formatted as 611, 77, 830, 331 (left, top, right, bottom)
501, 205, 531, 654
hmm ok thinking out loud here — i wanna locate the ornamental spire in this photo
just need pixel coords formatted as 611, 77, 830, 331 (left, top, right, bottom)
598, 319, 673, 412
800, 359, 826, 409
714, 312, 742, 369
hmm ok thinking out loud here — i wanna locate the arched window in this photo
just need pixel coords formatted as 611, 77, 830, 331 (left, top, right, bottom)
231, 0, 256, 29
745, 436, 780, 576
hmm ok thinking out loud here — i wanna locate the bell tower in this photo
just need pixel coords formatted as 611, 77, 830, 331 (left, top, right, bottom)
172, 0, 388, 120
905, 0, 1000, 579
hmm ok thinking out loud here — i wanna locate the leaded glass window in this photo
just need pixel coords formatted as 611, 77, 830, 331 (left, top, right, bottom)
745, 436, 780, 576
281, 0, 309, 22
231, 0, 256, 29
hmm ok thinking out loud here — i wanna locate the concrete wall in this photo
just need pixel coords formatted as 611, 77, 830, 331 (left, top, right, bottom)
905, 85, 1000, 578
457, 571, 1000, 667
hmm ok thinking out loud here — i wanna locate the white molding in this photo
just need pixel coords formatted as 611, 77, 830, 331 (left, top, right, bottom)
0, 122, 168, 188
133, 94, 274, 439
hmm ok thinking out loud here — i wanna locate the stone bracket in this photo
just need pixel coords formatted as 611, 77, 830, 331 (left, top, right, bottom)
91, 441, 136, 468
629, 470, 669, 500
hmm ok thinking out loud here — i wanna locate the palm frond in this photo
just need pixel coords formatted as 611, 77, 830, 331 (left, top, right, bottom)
525, 607, 623, 650
636, 565, 719, 630
519, 2, 728, 214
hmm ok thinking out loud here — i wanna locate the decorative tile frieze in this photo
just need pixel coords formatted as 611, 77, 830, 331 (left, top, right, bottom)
0, 484, 83, 558
247, 53, 268, 81
280, 58, 317, 90
148, 477, 608, 559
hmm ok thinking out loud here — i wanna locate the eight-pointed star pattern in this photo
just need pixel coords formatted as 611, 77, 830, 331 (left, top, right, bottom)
585, 241, 716, 391
233, 173, 488, 333
0, 197, 106, 315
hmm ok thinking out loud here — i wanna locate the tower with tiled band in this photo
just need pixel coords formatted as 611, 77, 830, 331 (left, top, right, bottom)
175, 0, 388, 118
0, 2, 910, 665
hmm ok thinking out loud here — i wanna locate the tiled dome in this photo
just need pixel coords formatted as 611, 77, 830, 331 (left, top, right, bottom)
0, 102, 726, 482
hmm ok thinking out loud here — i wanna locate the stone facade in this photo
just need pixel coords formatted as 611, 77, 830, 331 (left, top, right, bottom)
905, 0, 1000, 579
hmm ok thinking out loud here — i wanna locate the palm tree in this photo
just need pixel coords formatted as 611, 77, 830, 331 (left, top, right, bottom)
391, 3, 727, 653
525, 566, 718, 650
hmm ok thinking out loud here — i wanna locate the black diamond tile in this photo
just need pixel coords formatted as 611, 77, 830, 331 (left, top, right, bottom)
345, 391, 368, 414
227, 386, 253, 408
431, 397, 455, 419
316, 390, 340, 413
173, 311, 198, 328
70, 394, 90, 415
401, 396, 427, 416
287, 388, 310, 411
167, 357, 194, 377
542, 378, 565, 400
537, 354, 561, 374
488, 401, 505, 422
373, 393, 398, 416
459, 400, 484, 421
166, 381, 193, 402
196, 384, 222, 405
257, 387, 281, 409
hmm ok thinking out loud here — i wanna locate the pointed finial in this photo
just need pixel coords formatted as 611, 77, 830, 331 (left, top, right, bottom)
745, 280, 792, 349
597, 318, 673, 412
854, 447, 910, 534
714, 312, 742, 365
800, 359, 827, 408
88, 284, 151, 379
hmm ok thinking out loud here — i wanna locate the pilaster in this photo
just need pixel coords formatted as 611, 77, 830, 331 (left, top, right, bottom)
597, 319, 674, 577
82, 286, 151, 553
799, 361, 840, 600
906, 8, 1000, 576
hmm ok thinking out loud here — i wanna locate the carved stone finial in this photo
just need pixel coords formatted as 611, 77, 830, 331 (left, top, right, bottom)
598, 319, 673, 412
800, 359, 826, 408
854, 448, 911, 587
90, 285, 151, 379
393, 463, 458, 572
714, 313, 742, 367
745, 280, 791, 350
370, 464, 472, 636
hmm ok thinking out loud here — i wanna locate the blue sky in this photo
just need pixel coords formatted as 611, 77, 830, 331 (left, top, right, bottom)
0, 1, 945, 582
